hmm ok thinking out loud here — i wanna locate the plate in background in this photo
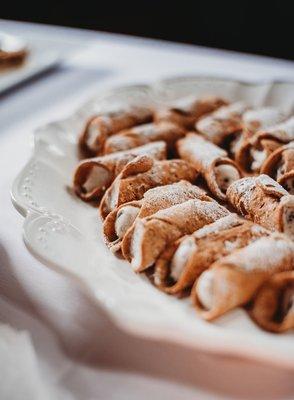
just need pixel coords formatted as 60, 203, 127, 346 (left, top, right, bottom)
0, 32, 60, 94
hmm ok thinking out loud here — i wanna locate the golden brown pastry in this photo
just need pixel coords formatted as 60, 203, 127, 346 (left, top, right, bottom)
73, 141, 167, 202
261, 142, 294, 194
229, 107, 287, 159
154, 214, 269, 294
79, 105, 153, 157
155, 96, 228, 129
236, 116, 294, 174
196, 101, 248, 146
192, 233, 294, 320
177, 133, 241, 201
227, 175, 294, 239
125, 199, 229, 272
103, 121, 186, 154
249, 271, 294, 333
99, 156, 198, 219
104, 181, 211, 253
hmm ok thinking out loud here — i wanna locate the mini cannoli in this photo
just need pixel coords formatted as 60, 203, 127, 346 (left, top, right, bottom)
261, 142, 294, 194
242, 107, 287, 133
103, 181, 211, 252
249, 271, 294, 333
155, 96, 228, 129
196, 101, 248, 146
177, 133, 241, 200
103, 121, 186, 154
227, 175, 294, 239
192, 233, 294, 320
236, 116, 294, 174
73, 141, 167, 202
229, 107, 287, 159
125, 199, 229, 272
100, 156, 198, 219
154, 214, 269, 294
79, 105, 153, 157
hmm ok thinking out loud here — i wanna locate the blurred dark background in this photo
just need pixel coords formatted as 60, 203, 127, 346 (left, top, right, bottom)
1, 0, 294, 60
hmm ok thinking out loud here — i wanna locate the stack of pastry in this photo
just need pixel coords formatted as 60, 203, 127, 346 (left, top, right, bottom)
73, 95, 294, 333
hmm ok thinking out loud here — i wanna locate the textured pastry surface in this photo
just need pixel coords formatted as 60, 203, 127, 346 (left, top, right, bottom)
73, 93, 294, 333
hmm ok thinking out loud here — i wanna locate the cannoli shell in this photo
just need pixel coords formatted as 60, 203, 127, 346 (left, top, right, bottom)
177, 133, 241, 200
104, 181, 211, 252
73, 141, 167, 202
196, 101, 247, 145
236, 116, 294, 174
192, 234, 294, 320
154, 96, 228, 129
103, 122, 186, 154
261, 142, 294, 193
249, 271, 294, 333
154, 214, 269, 294
126, 199, 229, 272
99, 157, 198, 219
79, 106, 153, 157
227, 175, 294, 237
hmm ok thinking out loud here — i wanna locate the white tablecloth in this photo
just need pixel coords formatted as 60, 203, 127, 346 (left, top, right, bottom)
1, 19, 294, 400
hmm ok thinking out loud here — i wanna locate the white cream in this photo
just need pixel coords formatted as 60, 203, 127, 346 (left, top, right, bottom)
250, 149, 266, 172
196, 270, 214, 310
86, 121, 102, 150
170, 237, 195, 281
83, 166, 110, 193
215, 164, 240, 193
131, 221, 145, 271
115, 206, 139, 239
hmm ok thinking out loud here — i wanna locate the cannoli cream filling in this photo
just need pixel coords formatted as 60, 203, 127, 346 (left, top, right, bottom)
170, 237, 196, 281
250, 148, 266, 172
85, 122, 102, 150
215, 164, 240, 193
196, 270, 214, 310
131, 222, 144, 270
115, 206, 139, 239
82, 166, 110, 193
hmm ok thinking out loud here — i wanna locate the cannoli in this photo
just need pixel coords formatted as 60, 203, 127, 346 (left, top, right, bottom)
103, 121, 186, 154
261, 142, 294, 194
154, 214, 269, 294
249, 271, 294, 333
192, 233, 294, 320
79, 105, 153, 157
229, 107, 287, 158
155, 96, 228, 129
196, 101, 248, 146
100, 156, 198, 219
73, 141, 167, 202
236, 116, 294, 174
104, 181, 211, 252
242, 107, 286, 133
227, 175, 294, 239
177, 133, 241, 200
125, 199, 229, 272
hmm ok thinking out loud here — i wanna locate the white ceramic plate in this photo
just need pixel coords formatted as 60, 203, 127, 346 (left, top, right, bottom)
0, 32, 60, 94
11, 77, 294, 369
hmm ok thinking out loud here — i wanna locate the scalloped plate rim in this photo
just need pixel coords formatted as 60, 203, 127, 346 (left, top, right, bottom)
11, 76, 294, 370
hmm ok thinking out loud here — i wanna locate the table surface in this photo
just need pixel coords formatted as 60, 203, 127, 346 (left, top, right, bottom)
1, 19, 294, 400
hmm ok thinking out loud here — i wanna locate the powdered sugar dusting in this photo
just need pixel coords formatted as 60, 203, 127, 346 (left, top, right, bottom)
193, 214, 241, 239
221, 234, 294, 272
